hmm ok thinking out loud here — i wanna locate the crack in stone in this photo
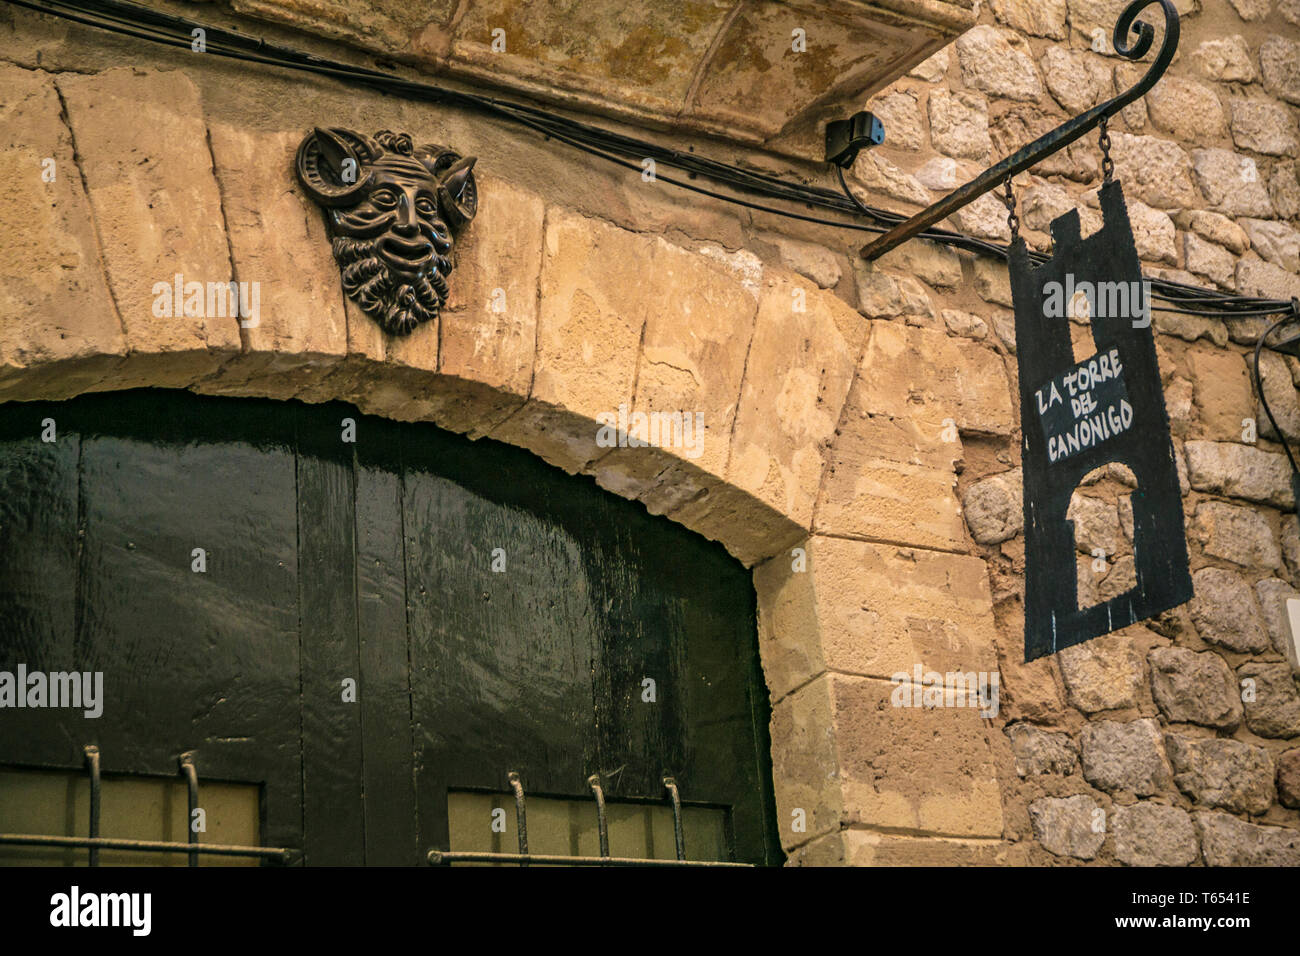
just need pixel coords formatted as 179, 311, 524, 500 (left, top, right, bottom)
51, 76, 128, 347
203, 123, 244, 353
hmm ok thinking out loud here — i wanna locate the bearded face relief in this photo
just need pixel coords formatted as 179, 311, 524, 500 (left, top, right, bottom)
296, 128, 478, 335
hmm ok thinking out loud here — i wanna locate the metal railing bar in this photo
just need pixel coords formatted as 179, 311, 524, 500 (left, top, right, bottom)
0, 833, 292, 861
83, 745, 100, 868
427, 849, 752, 868
663, 776, 686, 862
507, 771, 528, 865
179, 752, 199, 868
587, 774, 609, 859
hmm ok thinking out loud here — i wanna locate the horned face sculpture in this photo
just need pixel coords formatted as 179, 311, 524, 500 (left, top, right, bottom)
296, 128, 478, 336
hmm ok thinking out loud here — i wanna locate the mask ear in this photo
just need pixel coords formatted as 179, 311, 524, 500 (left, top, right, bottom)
417, 147, 477, 227
438, 155, 478, 227
296, 127, 378, 207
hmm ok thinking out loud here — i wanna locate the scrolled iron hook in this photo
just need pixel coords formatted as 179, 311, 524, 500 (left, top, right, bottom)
860, 0, 1181, 260
1106, 0, 1180, 112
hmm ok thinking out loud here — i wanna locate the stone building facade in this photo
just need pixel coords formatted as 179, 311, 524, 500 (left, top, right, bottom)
1, 0, 1298, 865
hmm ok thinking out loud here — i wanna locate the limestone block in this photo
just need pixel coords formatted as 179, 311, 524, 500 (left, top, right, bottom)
877, 238, 963, 289
0, 64, 123, 400
1005, 724, 1080, 776
788, 829, 1025, 866
1184, 440, 1294, 509
1238, 218, 1300, 273
830, 673, 1005, 838
1146, 76, 1227, 142
1238, 662, 1300, 738
1229, 98, 1299, 157
955, 25, 1042, 101
757, 536, 999, 693
1028, 794, 1104, 859
1188, 210, 1249, 254
1189, 565, 1272, 652
1041, 47, 1112, 114
1260, 37, 1300, 106
1080, 718, 1172, 796
815, 377, 966, 551
1190, 148, 1274, 218
489, 209, 652, 471
1059, 631, 1143, 713
1193, 501, 1283, 572
769, 676, 843, 851
962, 468, 1023, 545
927, 88, 992, 162
1112, 802, 1199, 866
854, 322, 1014, 436
587, 236, 757, 509
1277, 749, 1300, 808
723, 273, 862, 531
1107, 132, 1200, 210
1196, 811, 1300, 865
1148, 646, 1243, 730
56, 67, 240, 386
1189, 36, 1258, 83
868, 91, 924, 152
1167, 735, 1275, 814
198, 123, 348, 400
438, 174, 545, 413
990, 0, 1067, 38
1256, 578, 1300, 665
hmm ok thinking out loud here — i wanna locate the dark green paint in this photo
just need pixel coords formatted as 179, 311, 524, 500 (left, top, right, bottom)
0, 390, 781, 865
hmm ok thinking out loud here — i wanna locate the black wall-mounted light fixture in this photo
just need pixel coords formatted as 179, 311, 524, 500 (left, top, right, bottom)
825, 111, 885, 169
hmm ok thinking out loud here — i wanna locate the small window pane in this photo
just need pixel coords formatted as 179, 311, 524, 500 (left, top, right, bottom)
447, 791, 728, 865
0, 767, 260, 866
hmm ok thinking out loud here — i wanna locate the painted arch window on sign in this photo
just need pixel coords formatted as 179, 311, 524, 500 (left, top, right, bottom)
1070, 465, 1137, 611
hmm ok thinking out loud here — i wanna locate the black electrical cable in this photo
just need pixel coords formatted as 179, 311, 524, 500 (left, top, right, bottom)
13, 0, 1297, 325
1253, 305, 1300, 490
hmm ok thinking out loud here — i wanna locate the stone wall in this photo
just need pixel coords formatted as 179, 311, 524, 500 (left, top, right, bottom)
0, 0, 1298, 865
844, 0, 1300, 865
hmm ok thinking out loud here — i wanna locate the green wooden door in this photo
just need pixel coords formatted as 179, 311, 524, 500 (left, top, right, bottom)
0, 390, 780, 865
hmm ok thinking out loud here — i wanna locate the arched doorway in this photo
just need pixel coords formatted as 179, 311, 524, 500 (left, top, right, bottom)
0, 390, 780, 865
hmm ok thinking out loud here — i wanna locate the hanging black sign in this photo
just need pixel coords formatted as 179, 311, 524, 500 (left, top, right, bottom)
1009, 179, 1192, 661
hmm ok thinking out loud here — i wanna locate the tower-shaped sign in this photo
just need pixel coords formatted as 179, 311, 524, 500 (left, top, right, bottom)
1010, 179, 1192, 661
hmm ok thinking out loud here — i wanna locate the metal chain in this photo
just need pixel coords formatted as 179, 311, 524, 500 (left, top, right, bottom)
1099, 116, 1114, 183
1002, 176, 1019, 242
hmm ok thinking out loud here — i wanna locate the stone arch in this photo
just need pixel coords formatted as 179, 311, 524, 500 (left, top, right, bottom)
1, 60, 1014, 865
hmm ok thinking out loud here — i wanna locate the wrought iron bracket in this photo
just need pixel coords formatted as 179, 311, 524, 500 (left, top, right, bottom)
859, 0, 1179, 261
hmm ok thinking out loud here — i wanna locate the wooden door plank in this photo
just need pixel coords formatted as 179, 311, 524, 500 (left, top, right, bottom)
402, 424, 600, 856
295, 402, 365, 865
353, 417, 418, 864
61, 392, 303, 855
0, 402, 81, 768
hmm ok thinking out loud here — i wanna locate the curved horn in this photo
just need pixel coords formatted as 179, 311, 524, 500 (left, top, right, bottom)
437, 155, 478, 227
295, 127, 377, 207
